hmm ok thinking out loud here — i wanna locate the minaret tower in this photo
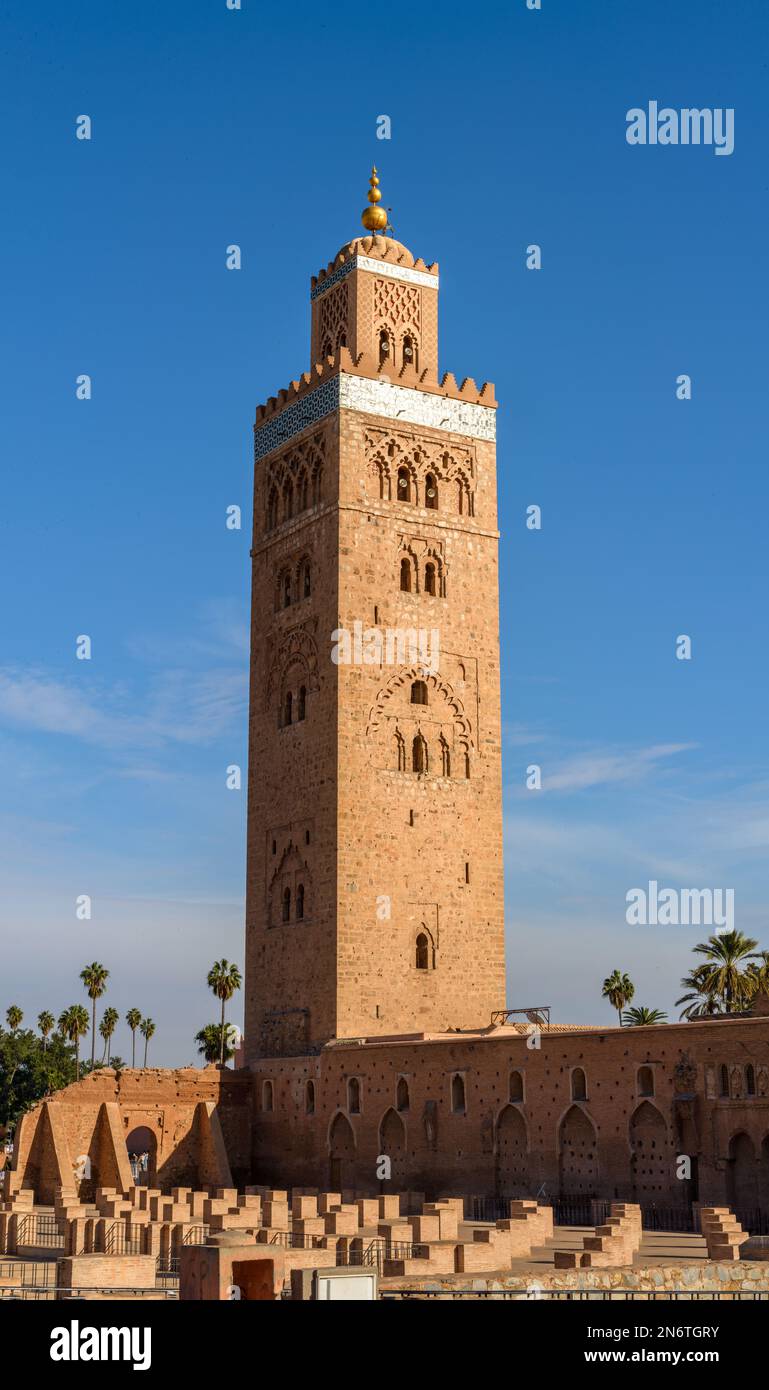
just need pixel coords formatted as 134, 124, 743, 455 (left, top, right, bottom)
244, 172, 506, 1061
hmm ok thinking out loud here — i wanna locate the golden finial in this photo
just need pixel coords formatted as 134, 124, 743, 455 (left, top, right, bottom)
361, 166, 389, 234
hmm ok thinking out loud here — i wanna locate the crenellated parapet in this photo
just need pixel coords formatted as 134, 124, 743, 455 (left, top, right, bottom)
254, 346, 496, 429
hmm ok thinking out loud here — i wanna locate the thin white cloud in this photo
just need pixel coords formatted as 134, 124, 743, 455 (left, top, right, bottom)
0, 665, 246, 751
524, 741, 697, 794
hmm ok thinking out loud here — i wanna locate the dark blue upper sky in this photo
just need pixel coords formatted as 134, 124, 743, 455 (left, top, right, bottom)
2, 0, 767, 1063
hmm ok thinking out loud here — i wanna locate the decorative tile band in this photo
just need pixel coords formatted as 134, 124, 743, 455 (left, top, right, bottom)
254, 374, 495, 461
311, 256, 439, 301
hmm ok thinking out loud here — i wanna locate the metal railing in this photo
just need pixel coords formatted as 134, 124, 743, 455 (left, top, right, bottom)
15, 1214, 66, 1248
182, 1225, 209, 1245
381, 1288, 769, 1301
0, 1285, 178, 1301
104, 1223, 144, 1256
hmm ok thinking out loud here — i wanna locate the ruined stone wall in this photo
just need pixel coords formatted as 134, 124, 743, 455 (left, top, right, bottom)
9, 1067, 253, 1199
251, 1017, 769, 1206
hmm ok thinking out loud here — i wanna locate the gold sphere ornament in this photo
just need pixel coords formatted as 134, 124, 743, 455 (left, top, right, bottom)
361, 166, 389, 233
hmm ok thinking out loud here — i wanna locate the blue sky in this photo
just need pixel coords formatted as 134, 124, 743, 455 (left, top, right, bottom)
1, 0, 767, 1063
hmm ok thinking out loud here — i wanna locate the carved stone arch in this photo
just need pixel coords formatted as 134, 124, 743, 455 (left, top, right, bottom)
394, 456, 418, 505
369, 449, 392, 500
494, 1103, 530, 1198
629, 1100, 669, 1202
558, 1104, 598, 1196
295, 552, 312, 599
328, 1110, 356, 1191
267, 627, 320, 707
727, 1131, 759, 1210
267, 843, 312, 927
415, 923, 435, 970
396, 539, 420, 593
297, 467, 310, 512
423, 544, 446, 597
366, 665, 473, 748
378, 1107, 406, 1191
455, 467, 475, 517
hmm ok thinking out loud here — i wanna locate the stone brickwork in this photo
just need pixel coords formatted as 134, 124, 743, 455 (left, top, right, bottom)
245, 224, 505, 1055
251, 1015, 769, 1207
6, 1068, 252, 1202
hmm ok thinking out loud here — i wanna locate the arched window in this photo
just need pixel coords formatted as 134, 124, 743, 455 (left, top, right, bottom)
396, 1077, 410, 1111
267, 488, 278, 531
284, 482, 294, 522
412, 734, 427, 774
451, 1074, 466, 1114
394, 731, 406, 772
402, 334, 416, 369
313, 467, 323, 506
509, 1070, 524, 1103
415, 933, 429, 970
638, 1066, 654, 1097
284, 691, 293, 726
425, 473, 438, 510
397, 466, 411, 502
719, 1064, 730, 1097
300, 474, 309, 511
440, 736, 451, 778
282, 887, 291, 923
298, 686, 306, 721
283, 573, 292, 608
262, 1080, 273, 1112
303, 563, 311, 598
746, 1064, 756, 1096
571, 1067, 587, 1101
411, 680, 428, 706
322, 339, 332, 359
424, 562, 436, 596
348, 1077, 361, 1114
379, 330, 390, 366
400, 557, 412, 592
305, 1080, 315, 1115
296, 884, 305, 920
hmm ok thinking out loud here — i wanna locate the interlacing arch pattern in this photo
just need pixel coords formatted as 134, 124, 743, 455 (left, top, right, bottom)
275, 553, 312, 611
318, 282, 349, 359
367, 666, 473, 777
265, 432, 325, 532
268, 843, 312, 928
266, 626, 320, 710
364, 428, 475, 515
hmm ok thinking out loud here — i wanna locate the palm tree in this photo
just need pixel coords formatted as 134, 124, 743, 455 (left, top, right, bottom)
58, 1005, 90, 1079
140, 1018, 155, 1067
195, 1024, 235, 1065
745, 951, 769, 999
207, 960, 243, 1066
80, 963, 109, 1066
601, 971, 635, 1026
125, 1009, 142, 1067
676, 964, 722, 1019
37, 1011, 55, 1051
6, 1005, 23, 1033
99, 1007, 120, 1064
622, 1006, 668, 1026
691, 931, 759, 1013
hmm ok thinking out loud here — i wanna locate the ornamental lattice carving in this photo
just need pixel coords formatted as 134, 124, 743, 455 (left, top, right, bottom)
373, 276, 421, 335
317, 282, 348, 355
